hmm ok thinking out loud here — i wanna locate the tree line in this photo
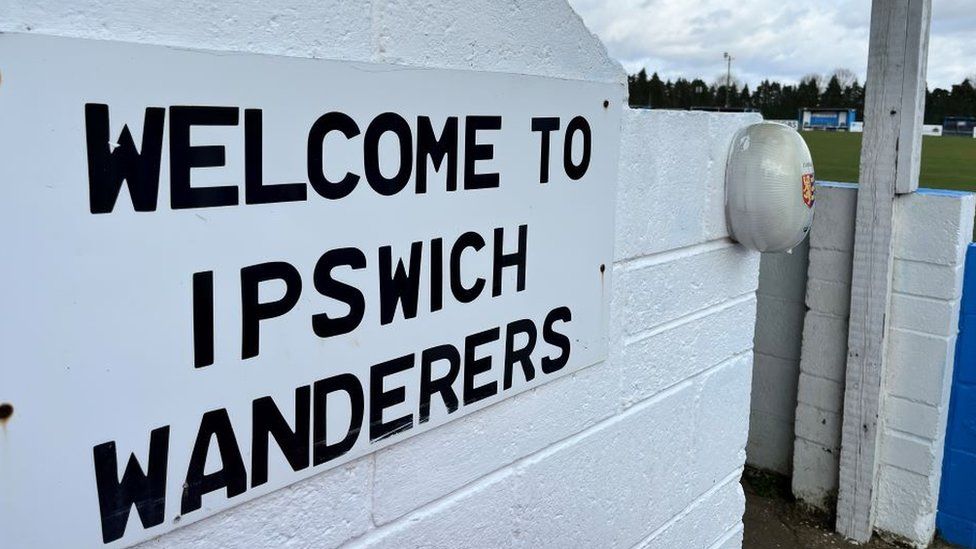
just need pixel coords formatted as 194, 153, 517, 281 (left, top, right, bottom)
628, 68, 976, 124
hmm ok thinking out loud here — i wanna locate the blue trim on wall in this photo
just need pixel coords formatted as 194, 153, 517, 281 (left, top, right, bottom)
938, 243, 976, 548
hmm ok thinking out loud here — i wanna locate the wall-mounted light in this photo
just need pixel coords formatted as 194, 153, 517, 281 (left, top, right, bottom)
725, 122, 815, 252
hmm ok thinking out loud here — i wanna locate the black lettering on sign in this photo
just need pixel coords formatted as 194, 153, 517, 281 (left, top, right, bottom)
492, 224, 528, 297
463, 115, 502, 190
379, 242, 423, 325
307, 112, 361, 200
541, 306, 573, 374
251, 386, 311, 488
85, 103, 165, 214
416, 116, 459, 193
92, 427, 170, 543
244, 109, 308, 205
419, 344, 461, 423
463, 327, 500, 405
192, 271, 215, 368
450, 232, 486, 303
430, 238, 445, 312
563, 116, 591, 180
369, 355, 415, 441
364, 112, 413, 196
503, 318, 537, 390
240, 262, 303, 359
182, 409, 247, 515
312, 374, 364, 466
530, 117, 560, 183
312, 247, 367, 339
169, 106, 240, 209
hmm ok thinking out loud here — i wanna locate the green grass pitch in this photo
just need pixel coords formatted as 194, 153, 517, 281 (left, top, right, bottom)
799, 131, 976, 191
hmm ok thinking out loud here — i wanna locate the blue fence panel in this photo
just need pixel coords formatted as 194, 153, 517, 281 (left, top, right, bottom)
938, 243, 976, 547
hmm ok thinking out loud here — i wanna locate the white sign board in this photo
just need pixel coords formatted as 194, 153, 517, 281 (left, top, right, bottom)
0, 34, 620, 547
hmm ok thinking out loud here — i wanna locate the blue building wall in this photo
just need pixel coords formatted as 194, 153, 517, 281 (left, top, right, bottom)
938, 243, 976, 547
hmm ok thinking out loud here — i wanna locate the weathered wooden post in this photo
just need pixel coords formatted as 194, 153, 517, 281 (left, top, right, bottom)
835, 0, 931, 542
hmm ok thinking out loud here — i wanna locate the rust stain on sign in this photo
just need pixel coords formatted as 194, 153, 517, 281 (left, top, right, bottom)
0, 403, 14, 426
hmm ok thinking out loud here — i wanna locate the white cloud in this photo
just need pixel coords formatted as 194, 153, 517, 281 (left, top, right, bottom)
568, 0, 975, 89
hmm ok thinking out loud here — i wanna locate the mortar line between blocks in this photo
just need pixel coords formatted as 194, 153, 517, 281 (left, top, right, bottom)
755, 294, 807, 306
369, 0, 387, 63
348, 352, 752, 545
809, 244, 854, 254
795, 398, 845, 415
884, 426, 936, 446
750, 408, 798, 425
894, 255, 965, 268
878, 461, 930, 479
613, 238, 737, 272
889, 325, 954, 340
368, 454, 378, 528
806, 276, 852, 288
891, 289, 958, 304
628, 467, 744, 549
798, 370, 845, 384
624, 292, 756, 346
805, 310, 849, 321
887, 393, 941, 410
705, 523, 744, 549
754, 350, 802, 364
794, 433, 839, 450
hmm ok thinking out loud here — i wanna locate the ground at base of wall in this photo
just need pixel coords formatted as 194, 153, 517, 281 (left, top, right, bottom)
742, 470, 960, 549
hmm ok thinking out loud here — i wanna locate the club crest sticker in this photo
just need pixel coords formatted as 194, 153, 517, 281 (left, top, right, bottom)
802, 172, 815, 208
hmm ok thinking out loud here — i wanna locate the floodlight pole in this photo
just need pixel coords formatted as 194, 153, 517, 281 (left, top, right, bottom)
835, 0, 930, 543
723, 52, 734, 108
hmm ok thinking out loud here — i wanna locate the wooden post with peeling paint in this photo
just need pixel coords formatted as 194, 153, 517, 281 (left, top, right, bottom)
835, 0, 931, 542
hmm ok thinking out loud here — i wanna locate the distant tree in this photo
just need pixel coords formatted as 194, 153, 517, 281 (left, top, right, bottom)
803, 73, 825, 92
671, 78, 694, 109
821, 75, 844, 107
628, 69, 650, 107
831, 68, 858, 89
797, 76, 821, 109
780, 85, 800, 119
648, 72, 667, 108
926, 87, 950, 124
739, 85, 752, 109
689, 78, 712, 107
711, 72, 742, 90
945, 79, 972, 119
625, 67, 976, 123
843, 78, 864, 116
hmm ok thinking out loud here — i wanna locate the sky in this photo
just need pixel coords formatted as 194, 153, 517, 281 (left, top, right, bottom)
567, 0, 975, 89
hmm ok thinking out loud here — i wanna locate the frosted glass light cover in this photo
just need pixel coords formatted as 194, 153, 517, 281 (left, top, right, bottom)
725, 122, 815, 252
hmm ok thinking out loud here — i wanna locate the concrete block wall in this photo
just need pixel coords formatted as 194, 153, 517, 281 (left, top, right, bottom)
875, 189, 974, 545
747, 238, 808, 475
2, 2, 765, 547
787, 184, 974, 546
791, 183, 857, 508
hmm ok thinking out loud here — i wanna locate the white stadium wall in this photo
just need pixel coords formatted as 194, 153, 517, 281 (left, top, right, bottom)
1, 2, 763, 548
747, 240, 808, 475
749, 183, 974, 547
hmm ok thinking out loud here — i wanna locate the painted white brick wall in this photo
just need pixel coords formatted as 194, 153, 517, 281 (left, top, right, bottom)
785, 183, 857, 509
786, 184, 974, 547
3, 2, 764, 548
747, 239, 808, 475
875, 189, 975, 546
